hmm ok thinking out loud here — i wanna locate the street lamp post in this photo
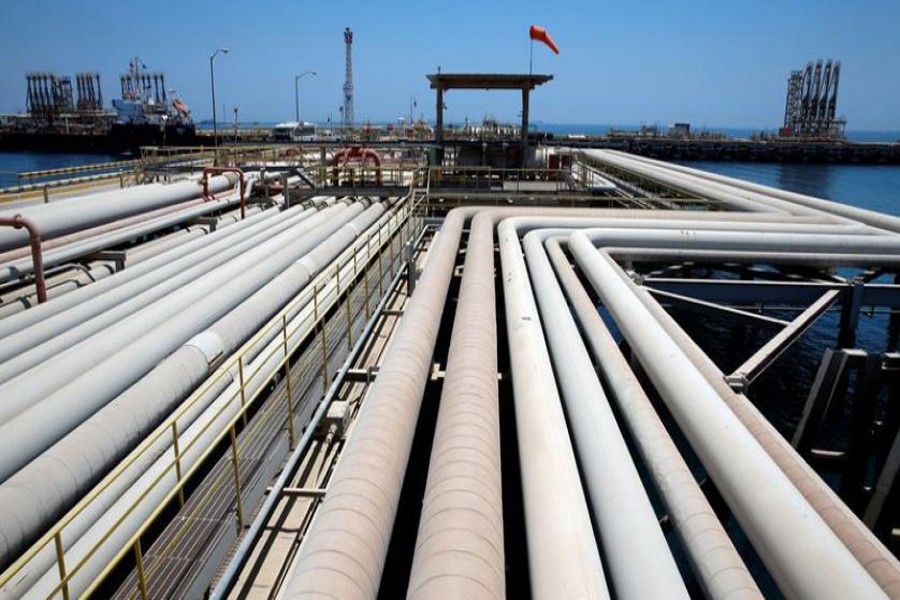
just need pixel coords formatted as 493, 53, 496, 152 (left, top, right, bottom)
294, 71, 316, 123
209, 47, 229, 159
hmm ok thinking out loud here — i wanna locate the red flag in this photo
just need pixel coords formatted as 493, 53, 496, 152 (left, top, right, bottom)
529, 25, 559, 55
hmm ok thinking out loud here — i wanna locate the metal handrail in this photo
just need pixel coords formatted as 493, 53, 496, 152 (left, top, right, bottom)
210, 223, 430, 599
0, 196, 419, 599
18, 160, 140, 181
80, 203, 415, 599
108, 215, 414, 599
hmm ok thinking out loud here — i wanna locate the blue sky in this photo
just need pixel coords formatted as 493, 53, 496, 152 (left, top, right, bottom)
2, 0, 899, 130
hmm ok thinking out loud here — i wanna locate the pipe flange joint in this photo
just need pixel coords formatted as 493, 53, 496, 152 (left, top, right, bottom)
185, 330, 227, 368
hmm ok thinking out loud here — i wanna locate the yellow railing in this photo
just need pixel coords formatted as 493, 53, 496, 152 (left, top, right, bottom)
313, 164, 426, 189
0, 192, 422, 600
17, 160, 141, 181
0, 170, 140, 203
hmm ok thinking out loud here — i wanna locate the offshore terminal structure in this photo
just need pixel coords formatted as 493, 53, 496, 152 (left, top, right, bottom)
0, 29, 899, 600
780, 59, 845, 139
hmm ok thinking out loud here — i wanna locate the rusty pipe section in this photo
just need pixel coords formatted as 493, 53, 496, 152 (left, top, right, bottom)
406, 212, 505, 600
0, 215, 46, 303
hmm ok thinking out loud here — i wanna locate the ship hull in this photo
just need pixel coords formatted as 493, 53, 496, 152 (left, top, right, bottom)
0, 123, 198, 154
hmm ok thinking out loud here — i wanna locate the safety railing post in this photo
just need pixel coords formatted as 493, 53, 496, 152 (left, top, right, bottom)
238, 356, 248, 427
282, 315, 296, 449
229, 425, 245, 530
314, 283, 329, 389
364, 233, 371, 318
389, 221, 396, 271
133, 538, 149, 600
54, 532, 71, 600
377, 225, 384, 297
172, 422, 185, 507
341, 263, 353, 349
406, 238, 417, 295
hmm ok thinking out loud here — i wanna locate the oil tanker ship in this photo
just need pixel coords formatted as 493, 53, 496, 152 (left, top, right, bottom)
0, 59, 197, 153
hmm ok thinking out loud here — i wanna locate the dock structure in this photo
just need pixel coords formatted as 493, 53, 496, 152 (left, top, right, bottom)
426, 72, 553, 167
0, 143, 898, 600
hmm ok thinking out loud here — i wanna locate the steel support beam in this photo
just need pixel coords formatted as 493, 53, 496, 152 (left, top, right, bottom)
727, 289, 841, 390
645, 278, 900, 308
792, 349, 867, 452
646, 286, 790, 328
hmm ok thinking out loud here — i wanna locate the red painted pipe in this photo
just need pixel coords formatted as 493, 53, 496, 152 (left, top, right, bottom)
0, 215, 47, 304
202, 167, 246, 219
331, 146, 382, 186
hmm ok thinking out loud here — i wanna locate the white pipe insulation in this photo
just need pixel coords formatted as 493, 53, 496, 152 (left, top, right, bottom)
286, 208, 696, 600
498, 214, 870, 598
290, 209, 813, 599
0, 191, 246, 282
0, 174, 238, 251
7, 202, 398, 600
282, 208, 469, 600
521, 228, 689, 599
578, 149, 845, 219
0, 203, 349, 564
0, 202, 272, 317
7, 146, 900, 600
405, 212, 506, 600
607, 149, 900, 234
0, 202, 328, 383
0, 195, 207, 264
285, 203, 900, 600
0, 202, 360, 483
0, 199, 292, 339
569, 229, 890, 599
544, 236, 762, 600
595, 246, 900, 597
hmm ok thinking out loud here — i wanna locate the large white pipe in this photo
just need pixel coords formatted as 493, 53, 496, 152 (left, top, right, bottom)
0, 202, 271, 318
281, 208, 467, 600
496, 217, 612, 598
5, 204, 395, 600
406, 212, 506, 600
0, 194, 204, 265
522, 229, 688, 599
569, 229, 887, 599
0, 202, 345, 420
288, 208, 692, 600
0, 197, 293, 340
579, 149, 834, 218
122, 203, 266, 266
0, 174, 237, 251
497, 214, 851, 598
0, 188, 247, 282
280, 207, 876, 600
0, 203, 360, 482
0, 203, 324, 382
0, 229, 366, 595
598, 245, 900, 597
544, 236, 761, 600
610, 149, 900, 234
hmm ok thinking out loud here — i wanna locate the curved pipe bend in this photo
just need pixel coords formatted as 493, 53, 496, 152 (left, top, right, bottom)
569, 228, 894, 599
0, 215, 46, 303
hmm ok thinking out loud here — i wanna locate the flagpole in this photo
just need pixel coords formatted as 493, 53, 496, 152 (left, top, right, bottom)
529, 39, 533, 75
